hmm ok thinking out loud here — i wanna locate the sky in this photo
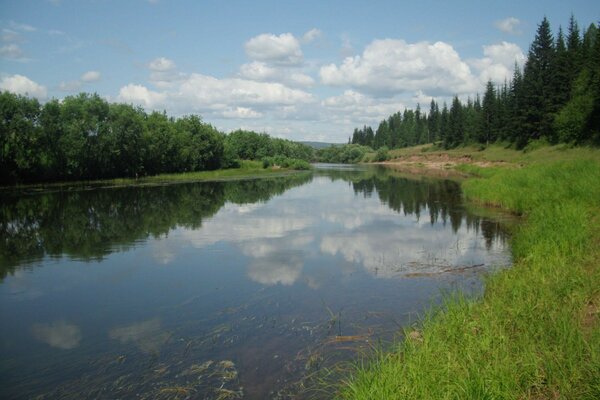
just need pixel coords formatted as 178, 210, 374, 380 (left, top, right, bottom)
1, 0, 598, 143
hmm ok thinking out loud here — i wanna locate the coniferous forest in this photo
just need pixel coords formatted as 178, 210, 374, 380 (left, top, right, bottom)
350, 16, 600, 150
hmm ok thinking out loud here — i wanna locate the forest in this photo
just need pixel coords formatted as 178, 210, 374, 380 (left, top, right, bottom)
350, 16, 600, 150
0, 93, 314, 184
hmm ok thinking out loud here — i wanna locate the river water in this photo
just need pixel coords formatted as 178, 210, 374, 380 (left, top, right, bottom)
0, 165, 510, 399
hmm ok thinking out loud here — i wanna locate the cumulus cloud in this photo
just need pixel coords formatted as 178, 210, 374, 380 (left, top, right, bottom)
117, 71, 314, 119
147, 58, 185, 89
495, 17, 522, 35
245, 33, 303, 65
320, 90, 407, 129
239, 61, 314, 87
470, 41, 525, 84
302, 28, 322, 44
320, 39, 477, 97
32, 320, 82, 350
0, 74, 47, 98
117, 83, 167, 108
80, 70, 101, 82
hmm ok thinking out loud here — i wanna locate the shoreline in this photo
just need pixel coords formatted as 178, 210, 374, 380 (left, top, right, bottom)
338, 145, 600, 399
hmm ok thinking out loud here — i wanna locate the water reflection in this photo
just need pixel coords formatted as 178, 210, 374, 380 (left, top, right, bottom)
0, 166, 511, 399
32, 320, 82, 350
0, 173, 313, 279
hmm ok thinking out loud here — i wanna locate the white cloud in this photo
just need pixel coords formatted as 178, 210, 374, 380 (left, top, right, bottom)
245, 33, 303, 65
179, 73, 314, 107
239, 61, 277, 81
470, 42, 525, 84
149, 57, 175, 72
0, 74, 47, 98
147, 57, 186, 89
0, 43, 24, 59
117, 83, 167, 108
302, 28, 322, 44
495, 17, 522, 35
32, 320, 82, 350
239, 61, 314, 87
80, 70, 101, 82
320, 39, 477, 97
222, 106, 263, 119
322, 90, 405, 124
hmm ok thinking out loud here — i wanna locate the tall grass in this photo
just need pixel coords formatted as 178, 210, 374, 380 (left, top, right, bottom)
339, 158, 600, 399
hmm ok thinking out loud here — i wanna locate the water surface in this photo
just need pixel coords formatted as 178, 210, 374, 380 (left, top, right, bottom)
0, 165, 510, 399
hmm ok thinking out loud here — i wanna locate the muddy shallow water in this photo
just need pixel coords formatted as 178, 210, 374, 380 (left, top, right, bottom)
0, 165, 511, 399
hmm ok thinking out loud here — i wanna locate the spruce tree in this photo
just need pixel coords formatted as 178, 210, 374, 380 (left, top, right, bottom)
481, 80, 497, 145
553, 26, 571, 107
522, 17, 556, 145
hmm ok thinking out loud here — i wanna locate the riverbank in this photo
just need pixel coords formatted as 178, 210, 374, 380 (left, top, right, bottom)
0, 160, 309, 192
339, 145, 600, 399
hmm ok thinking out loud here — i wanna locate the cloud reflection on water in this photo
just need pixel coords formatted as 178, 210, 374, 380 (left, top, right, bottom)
32, 320, 82, 350
152, 174, 509, 286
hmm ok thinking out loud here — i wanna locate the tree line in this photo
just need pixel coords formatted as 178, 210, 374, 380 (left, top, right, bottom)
351, 15, 600, 150
0, 92, 315, 184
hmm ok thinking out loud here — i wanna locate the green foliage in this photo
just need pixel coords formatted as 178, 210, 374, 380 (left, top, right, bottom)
224, 129, 314, 162
374, 146, 390, 162
316, 144, 372, 164
0, 93, 314, 184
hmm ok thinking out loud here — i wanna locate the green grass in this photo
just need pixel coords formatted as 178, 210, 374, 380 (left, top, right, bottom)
338, 151, 600, 399
1, 160, 309, 190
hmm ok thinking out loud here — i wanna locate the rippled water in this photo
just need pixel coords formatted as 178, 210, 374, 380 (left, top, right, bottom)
0, 165, 511, 399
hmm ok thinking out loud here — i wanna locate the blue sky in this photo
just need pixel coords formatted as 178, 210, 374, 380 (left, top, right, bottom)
1, 0, 598, 142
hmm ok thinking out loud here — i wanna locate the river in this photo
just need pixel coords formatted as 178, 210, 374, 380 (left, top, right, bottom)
0, 165, 510, 399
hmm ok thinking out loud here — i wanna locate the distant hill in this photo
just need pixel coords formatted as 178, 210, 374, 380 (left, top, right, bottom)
298, 141, 343, 149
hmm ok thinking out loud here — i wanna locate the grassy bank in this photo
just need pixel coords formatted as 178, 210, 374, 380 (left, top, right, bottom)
0, 160, 309, 191
339, 148, 600, 399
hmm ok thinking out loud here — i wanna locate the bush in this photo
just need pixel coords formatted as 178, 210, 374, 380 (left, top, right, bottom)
375, 146, 390, 161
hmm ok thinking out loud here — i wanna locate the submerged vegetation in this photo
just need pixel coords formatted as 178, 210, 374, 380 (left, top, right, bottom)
338, 148, 600, 399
